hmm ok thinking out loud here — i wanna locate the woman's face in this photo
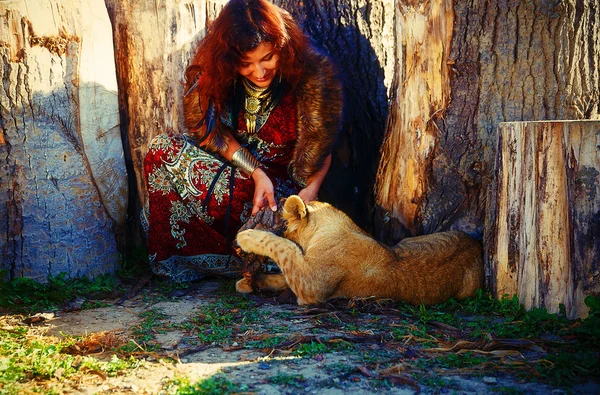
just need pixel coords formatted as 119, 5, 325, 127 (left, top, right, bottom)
238, 42, 280, 88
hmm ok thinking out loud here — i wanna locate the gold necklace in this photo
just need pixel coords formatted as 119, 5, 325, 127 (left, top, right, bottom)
242, 78, 271, 134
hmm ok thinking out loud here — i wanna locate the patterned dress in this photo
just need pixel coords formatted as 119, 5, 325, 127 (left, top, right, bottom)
143, 88, 301, 282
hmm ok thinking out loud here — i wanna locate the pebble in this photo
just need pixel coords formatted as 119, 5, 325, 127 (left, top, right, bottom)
258, 362, 271, 370
482, 377, 497, 384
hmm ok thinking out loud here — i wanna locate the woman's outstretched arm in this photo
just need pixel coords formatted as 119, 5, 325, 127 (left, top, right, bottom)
198, 127, 277, 214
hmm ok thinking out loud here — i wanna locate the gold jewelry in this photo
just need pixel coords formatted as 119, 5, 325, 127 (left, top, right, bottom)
242, 78, 272, 134
231, 147, 261, 176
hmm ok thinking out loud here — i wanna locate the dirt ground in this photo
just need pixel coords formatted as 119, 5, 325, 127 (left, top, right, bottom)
25, 279, 600, 394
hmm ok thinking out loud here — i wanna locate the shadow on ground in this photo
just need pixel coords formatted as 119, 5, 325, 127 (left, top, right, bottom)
2, 278, 599, 394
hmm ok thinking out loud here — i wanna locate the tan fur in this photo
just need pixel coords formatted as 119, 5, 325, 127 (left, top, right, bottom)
236, 195, 484, 306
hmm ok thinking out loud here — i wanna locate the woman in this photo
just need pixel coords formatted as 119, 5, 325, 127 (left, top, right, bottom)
143, 0, 343, 282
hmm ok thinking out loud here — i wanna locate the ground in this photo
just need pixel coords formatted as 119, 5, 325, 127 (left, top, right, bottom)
1, 277, 599, 394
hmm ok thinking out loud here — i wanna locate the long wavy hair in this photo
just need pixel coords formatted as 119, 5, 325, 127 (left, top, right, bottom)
184, 0, 311, 133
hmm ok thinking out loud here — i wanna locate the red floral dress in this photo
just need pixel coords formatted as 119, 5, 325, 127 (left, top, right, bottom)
143, 90, 300, 282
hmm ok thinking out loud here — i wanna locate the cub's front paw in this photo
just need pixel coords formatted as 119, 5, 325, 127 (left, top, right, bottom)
236, 229, 264, 254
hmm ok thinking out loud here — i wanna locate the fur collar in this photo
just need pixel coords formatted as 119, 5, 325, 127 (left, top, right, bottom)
291, 49, 343, 184
183, 48, 343, 185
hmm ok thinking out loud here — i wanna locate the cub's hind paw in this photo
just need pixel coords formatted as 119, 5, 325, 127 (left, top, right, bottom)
235, 278, 253, 294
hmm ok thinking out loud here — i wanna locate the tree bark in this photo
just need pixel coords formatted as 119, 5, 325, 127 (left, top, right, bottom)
0, 0, 127, 281
375, 0, 454, 241
375, 0, 600, 244
486, 121, 600, 319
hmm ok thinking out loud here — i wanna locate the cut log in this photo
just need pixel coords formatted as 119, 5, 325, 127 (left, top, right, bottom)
485, 121, 600, 319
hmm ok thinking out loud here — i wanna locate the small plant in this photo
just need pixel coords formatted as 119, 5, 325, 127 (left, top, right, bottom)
419, 375, 454, 390
434, 351, 488, 369
114, 308, 168, 354
294, 341, 328, 357
417, 304, 434, 324
174, 374, 241, 395
570, 295, 600, 339
324, 362, 355, 376
537, 350, 600, 386
245, 335, 287, 349
0, 322, 141, 393
190, 294, 267, 345
268, 373, 306, 388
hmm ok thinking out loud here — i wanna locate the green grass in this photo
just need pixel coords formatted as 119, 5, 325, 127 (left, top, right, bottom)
0, 323, 141, 394
1, 274, 598, 392
190, 289, 271, 345
244, 335, 288, 349
268, 373, 306, 388
115, 308, 168, 354
172, 374, 242, 395
386, 292, 600, 386
433, 351, 488, 369
294, 341, 328, 357
0, 270, 119, 314
324, 361, 355, 375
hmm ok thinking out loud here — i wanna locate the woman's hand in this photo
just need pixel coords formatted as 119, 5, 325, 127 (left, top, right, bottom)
297, 154, 332, 204
251, 168, 278, 215
298, 183, 319, 203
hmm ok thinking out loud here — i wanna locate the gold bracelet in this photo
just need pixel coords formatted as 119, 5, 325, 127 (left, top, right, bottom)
231, 147, 261, 176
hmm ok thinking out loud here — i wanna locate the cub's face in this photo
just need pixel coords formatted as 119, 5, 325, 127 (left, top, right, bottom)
281, 196, 351, 245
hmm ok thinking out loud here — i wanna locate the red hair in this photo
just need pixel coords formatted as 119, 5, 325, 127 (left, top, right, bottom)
185, 0, 310, 115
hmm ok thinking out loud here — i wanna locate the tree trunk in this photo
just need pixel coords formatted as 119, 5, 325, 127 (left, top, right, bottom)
7, 0, 597, 288
375, 0, 454, 241
375, 0, 600, 244
486, 121, 600, 319
0, 0, 127, 281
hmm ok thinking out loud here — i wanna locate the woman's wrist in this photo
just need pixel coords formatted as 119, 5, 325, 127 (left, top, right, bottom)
251, 167, 265, 181
231, 147, 261, 176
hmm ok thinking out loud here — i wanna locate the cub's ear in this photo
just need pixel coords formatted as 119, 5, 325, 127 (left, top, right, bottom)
283, 195, 307, 221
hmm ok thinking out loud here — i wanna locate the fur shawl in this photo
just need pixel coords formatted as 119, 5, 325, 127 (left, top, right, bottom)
291, 49, 343, 183
183, 48, 343, 185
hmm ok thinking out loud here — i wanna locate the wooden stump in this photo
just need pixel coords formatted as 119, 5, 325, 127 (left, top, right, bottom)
486, 121, 600, 319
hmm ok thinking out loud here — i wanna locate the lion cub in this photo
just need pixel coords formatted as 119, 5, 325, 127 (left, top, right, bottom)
236, 195, 484, 306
